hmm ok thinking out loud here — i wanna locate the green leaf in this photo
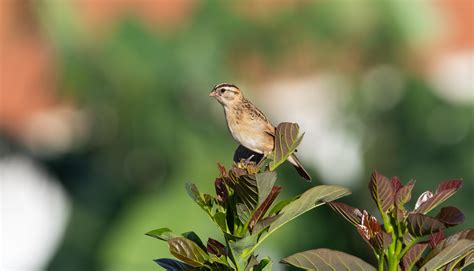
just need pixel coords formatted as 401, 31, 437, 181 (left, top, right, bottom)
423, 228, 474, 265
255, 171, 277, 204
420, 239, 474, 270
234, 174, 258, 211
228, 234, 259, 267
245, 255, 259, 271
213, 211, 228, 232
236, 203, 252, 224
407, 213, 446, 237
146, 228, 180, 241
459, 251, 474, 269
185, 183, 208, 208
268, 196, 297, 216
168, 237, 210, 267
281, 248, 376, 270
252, 257, 272, 271
233, 172, 278, 230
242, 185, 350, 258
269, 122, 304, 171
182, 231, 207, 252
268, 185, 351, 234
402, 243, 429, 271
369, 171, 395, 213
415, 179, 463, 214
153, 258, 197, 270
252, 214, 281, 235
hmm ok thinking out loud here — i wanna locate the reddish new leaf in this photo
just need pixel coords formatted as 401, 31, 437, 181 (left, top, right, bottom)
424, 228, 474, 263
354, 210, 391, 252
415, 180, 463, 214
436, 179, 463, 193
396, 181, 414, 208
217, 163, 227, 178
327, 201, 363, 226
215, 178, 227, 204
168, 237, 209, 267
402, 243, 429, 271
356, 211, 381, 241
369, 171, 395, 212
391, 176, 403, 192
407, 213, 446, 237
429, 231, 445, 248
206, 238, 226, 257
436, 206, 465, 226
249, 186, 282, 231
372, 231, 392, 253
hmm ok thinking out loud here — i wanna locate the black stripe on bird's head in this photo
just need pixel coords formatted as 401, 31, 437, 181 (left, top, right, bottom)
209, 83, 242, 105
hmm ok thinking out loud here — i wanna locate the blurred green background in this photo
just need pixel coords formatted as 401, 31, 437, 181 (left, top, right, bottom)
1, 0, 472, 270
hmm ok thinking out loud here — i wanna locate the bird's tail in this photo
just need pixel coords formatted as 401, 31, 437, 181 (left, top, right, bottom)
287, 153, 311, 181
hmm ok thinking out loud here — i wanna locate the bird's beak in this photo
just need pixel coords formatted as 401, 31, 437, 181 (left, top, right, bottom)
209, 91, 217, 97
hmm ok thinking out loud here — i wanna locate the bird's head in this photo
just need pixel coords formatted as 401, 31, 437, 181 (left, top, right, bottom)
209, 83, 243, 106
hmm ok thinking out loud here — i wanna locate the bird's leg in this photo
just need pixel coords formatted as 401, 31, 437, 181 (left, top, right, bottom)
244, 154, 255, 164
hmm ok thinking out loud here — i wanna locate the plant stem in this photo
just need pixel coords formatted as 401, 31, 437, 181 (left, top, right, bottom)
376, 254, 384, 271
398, 237, 418, 261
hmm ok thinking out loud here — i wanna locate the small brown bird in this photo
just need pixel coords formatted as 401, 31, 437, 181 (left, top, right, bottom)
209, 83, 311, 180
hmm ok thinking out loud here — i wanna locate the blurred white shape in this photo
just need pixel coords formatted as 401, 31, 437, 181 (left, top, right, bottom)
362, 65, 406, 111
430, 51, 474, 104
414, 190, 434, 210
258, 75, 363, 186
22, 106, 89, 157
0, 155, 70, 271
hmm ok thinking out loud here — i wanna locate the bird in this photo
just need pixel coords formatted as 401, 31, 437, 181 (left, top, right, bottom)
209, 83, 311, 180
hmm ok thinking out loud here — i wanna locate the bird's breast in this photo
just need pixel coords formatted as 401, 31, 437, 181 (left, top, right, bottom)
224, 109, 273, 154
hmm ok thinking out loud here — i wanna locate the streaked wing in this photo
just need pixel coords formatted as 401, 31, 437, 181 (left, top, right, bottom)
243, 98, 275, 136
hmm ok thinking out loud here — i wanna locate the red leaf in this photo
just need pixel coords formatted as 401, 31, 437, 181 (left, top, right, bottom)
217, 163, 227, 177
396, 180, 414, 207
429, 231, 445, 248
206, 238, 226, 256
356, 220, 390, 253
327, 202, 363, 226
436, 179, 463, 193
421, 229, 474, 267
402, 243, 429, 271
249, 186, 282, 232
436, 206, 465, 226
215, 178, 227, 204
391, 176, 403, 192
369, 171, 395, 212
407, 213, 446, 237
415, 180, 463, 214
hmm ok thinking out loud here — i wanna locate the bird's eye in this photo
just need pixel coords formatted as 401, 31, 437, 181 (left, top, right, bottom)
219, 88, 226, 94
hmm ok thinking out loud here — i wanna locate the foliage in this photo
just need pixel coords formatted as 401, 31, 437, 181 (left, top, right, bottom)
282, 172, 473, 271
147, 123, 351, 270
34, 1, 473, 270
